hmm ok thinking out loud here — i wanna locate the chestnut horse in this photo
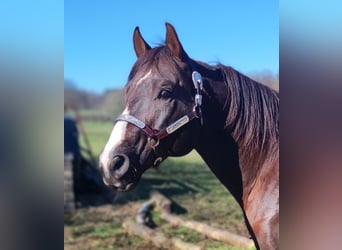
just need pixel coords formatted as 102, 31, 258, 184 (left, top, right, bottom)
99, 23, 279, 249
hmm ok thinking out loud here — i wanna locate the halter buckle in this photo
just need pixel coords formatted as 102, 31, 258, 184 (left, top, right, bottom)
192, 71, 203, 92
192, 71, 203, 108
192, 71, 203, 125
195, 94, 202, 106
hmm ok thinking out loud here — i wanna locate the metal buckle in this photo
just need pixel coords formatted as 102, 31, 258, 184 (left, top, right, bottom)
192, 71, 203, 125
192, 71, 203, 107
192, 71, 203, 91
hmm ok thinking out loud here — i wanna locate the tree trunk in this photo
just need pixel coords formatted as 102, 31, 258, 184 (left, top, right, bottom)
151, 191, 255, 249
123, 219, 203, 250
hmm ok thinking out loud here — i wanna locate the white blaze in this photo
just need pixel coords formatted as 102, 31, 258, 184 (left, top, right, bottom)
135, 70, 152, 86
99, 108, 130, 177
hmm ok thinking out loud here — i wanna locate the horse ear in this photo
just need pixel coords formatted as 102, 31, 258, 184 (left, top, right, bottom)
165, 22, 188, 61
133, 26, 151, 58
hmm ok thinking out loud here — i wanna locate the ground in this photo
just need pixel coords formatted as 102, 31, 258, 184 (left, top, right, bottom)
64, 119, 250, 250
64, 154, 250, 250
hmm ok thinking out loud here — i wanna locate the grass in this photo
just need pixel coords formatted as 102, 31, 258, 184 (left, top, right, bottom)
78, 120, 114, 157
64, 118, 249, 249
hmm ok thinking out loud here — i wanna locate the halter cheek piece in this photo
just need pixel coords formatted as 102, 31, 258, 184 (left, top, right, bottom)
115, 71, 204, 167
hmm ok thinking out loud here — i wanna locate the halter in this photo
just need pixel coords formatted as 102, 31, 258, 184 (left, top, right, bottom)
115, 71, 204, 167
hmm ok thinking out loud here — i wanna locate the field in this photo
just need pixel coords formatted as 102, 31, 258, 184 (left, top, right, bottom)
64, 118, 251, 250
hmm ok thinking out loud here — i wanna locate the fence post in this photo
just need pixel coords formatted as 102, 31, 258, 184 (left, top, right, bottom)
64, 153, 75, 214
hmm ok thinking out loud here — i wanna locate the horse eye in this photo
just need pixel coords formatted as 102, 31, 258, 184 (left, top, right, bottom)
159, 89, 172, 99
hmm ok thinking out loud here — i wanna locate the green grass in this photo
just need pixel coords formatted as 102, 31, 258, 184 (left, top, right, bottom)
65, 116, 249, 250
93, 224, 121, 238
79, 120, 114, 157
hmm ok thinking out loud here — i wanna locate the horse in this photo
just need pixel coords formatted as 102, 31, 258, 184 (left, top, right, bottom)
99, 23, 279, 249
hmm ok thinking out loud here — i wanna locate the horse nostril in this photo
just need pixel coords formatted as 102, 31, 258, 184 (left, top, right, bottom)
110, 154, 129, 178
111, 155, 125, 170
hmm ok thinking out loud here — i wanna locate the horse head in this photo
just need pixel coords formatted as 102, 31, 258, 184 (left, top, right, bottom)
99, 23, 202, 191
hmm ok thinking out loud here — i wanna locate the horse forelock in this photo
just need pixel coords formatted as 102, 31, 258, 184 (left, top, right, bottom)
127, 46, 183, 83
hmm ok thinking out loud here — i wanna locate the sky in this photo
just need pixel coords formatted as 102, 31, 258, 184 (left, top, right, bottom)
65, 1, 278, 93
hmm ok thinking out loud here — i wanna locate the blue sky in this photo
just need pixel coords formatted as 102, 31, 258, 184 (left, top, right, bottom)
65, 1, 278, 93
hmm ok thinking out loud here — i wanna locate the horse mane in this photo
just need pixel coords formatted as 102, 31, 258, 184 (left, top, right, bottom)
221, 65, 279, 163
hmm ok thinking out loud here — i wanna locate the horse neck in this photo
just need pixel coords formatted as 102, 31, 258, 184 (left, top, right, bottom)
195, 129, 244, 205
193, 62, 278, 203
191, 62, 244, 204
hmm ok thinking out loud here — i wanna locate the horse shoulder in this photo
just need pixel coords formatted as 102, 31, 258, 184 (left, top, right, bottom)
244, 160, 279, 249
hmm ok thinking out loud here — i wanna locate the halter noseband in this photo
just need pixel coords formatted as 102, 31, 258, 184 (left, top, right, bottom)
115, 71, 204, 167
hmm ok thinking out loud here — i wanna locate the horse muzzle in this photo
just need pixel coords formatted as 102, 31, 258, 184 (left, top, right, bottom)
99, 153, 140, 192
